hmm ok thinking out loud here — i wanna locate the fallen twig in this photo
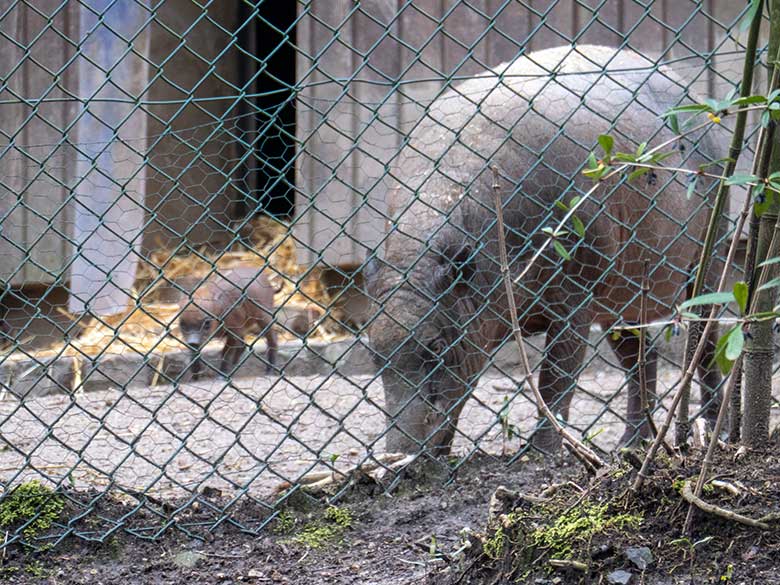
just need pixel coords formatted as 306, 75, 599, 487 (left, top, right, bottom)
681, 481, 769, 530
710, 480, 740, 497
549, 559, 588, 572
491, 166, 605, 472
274, 453, 416, 495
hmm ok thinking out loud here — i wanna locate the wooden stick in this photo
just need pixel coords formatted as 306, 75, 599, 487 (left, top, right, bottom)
491, 166, 604, 471
681, 481, 769, 530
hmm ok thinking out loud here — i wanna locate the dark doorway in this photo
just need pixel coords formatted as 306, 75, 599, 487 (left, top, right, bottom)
233, 1, 297, 219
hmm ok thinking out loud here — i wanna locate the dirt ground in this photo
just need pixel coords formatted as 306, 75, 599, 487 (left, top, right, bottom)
0, 363, 711, 501
0, 454, 577, 584
1, 444, 779, 585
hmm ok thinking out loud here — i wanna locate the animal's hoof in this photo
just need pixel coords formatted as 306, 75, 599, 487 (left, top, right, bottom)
531, 428, 562, 455
617, 429, 643, 451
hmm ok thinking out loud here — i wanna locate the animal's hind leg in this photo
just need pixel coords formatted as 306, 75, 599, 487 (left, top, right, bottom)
265, 327, 278, 375
219, 334, 246, 379
696, 323, 722, 426
686, 276, 723, 428
607, 330, 658, 447
531, 318, 590, 454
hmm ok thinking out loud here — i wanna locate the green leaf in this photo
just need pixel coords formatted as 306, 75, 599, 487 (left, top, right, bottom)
733, 281, 749, 315
678, 291, 735, 311
758, 276, 780, 292
755, 187, 772, 217
614, 152, 638, 163
667, 113, 680, 134
542, 226, 568, 237
663, 104, 711, 117
583, 167, 604, 180
758, 256, 780, 268
750, 310, 780, 321
636, 142, 647, 157
555, 200, 569, 212
725, 173, 759, 186
761, 110, 771, 128
571, 215, 586, 238
628, 167, 651, 182
704, 98, 721, 112
664, 325, 673, 343
569, 195, 581, 208
611, 331, 621, 341
725, 328, 744, 361
740, 0, 762, 31
598, 134, 614, 157
587, 151, 598, 169
698, 157, 735, 171
628, 328, 641, 338
712, 325, 740, 375
648, 151, 676, 164
732, 94, 767, 107
686, 176, 699, 199
553, 240, 571, 261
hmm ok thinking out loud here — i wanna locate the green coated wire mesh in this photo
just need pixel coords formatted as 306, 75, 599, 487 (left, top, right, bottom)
0, 0, 775, 548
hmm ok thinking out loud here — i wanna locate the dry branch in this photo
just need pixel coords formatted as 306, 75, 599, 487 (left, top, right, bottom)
491, 166, 605, 472
549, 559, 588, 572
274, 452, 416, 495
681, 481, 769, 530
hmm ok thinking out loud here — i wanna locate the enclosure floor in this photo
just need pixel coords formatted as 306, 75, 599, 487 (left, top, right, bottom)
0, 364, 757, 500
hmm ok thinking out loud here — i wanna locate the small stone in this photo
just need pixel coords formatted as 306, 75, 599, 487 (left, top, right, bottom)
625, 546, 654, 571
172, 551, 203, 569
247, 569, 264, 579
607, 569, 633, 585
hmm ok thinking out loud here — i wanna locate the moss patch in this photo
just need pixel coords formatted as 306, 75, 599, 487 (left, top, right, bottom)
285, 506, 353, 549
531, 502, 643, 559
0, 481, 64, 539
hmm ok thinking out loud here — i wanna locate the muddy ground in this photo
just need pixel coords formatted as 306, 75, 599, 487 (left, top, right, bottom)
1, 443, 779, 585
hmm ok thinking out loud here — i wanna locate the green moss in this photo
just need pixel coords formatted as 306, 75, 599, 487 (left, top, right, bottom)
0, 481, 64, 539
483, 526, 507, 559
324, 506, 352, 528
0, 566, 19, 578
289, 524, 342, 548
273, 510, 296, 535
25, 561, 45, 578
531, 503, 643, 558
285, 506, 353, 549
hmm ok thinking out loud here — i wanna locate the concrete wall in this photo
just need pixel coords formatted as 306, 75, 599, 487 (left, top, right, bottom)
0, 0, 762, 287
293, 0, 756, 267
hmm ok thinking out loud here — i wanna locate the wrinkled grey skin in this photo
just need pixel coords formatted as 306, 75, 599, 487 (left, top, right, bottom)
365, 45, 724, 456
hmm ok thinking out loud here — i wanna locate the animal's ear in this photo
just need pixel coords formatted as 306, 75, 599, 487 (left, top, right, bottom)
433, 242, 475, 293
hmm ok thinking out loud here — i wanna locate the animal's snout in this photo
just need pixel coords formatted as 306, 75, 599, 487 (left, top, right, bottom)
184, 332, 204, 349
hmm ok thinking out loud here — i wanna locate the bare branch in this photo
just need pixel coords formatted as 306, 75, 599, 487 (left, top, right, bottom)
681, 481, 770, 530
491, 166, 605, 471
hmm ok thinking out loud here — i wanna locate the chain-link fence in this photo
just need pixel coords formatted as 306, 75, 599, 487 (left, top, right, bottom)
0, 0, 777, 548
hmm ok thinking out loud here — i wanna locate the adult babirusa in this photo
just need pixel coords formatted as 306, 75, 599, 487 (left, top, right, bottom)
365, 45, 725, 457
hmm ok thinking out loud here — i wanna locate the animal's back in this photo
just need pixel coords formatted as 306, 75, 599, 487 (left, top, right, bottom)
385, 45, 723, 323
